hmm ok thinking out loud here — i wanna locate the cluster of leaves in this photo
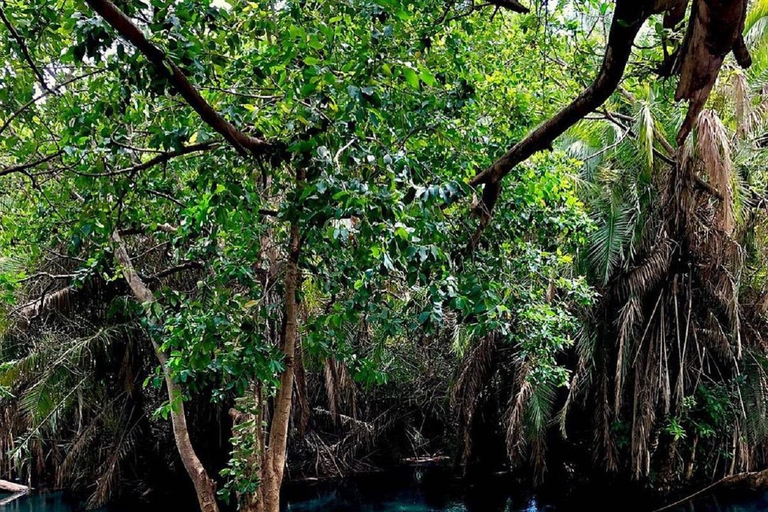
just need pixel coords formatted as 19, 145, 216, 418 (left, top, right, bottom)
0, 0, 626, 502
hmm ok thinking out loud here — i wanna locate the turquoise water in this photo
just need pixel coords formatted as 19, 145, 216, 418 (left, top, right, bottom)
3, 470, 768, 512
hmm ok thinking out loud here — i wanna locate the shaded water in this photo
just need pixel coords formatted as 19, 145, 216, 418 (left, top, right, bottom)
282, 468, 768, 512
3, 469, 768, 512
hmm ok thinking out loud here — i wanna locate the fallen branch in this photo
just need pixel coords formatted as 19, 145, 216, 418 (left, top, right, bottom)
0, 479, 30, 505
313, 407, 375, 433
0, 491, 28, 506
653, 469, 768, 511
0, 479, 29, 494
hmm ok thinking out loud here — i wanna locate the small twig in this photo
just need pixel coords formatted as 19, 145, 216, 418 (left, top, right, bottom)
71, 141, 219, 177
0, 69, 104, 137
18, 272, 78, 283
0, 5, 53, 94
147, 189, 186, 208
145, 261, 203, 282
0, 150, 64, 177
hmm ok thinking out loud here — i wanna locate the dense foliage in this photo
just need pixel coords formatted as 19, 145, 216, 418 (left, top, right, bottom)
3, 0, 768, 510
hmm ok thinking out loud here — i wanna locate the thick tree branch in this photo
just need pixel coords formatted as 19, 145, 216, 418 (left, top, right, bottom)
470, 4, 652, 191
488, 0, 529, 13
466, 2, 657, 249
84, 0, 269, 157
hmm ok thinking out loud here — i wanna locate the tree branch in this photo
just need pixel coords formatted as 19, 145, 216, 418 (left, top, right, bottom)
74, 141, 219, 177
0, 5, 53, 94
84, 0, 270, 158
466, 2, 657, 249
0, 150, 64, 177
111, 230, 219, 512
0, 69, 104, 137
145, 261, 203, 282
488, 0, 529, 13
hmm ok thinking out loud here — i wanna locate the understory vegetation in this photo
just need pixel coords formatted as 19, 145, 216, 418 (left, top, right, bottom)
3, 0, 768, 510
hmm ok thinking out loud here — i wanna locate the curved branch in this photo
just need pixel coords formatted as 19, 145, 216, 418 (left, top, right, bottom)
466, 2, 658, 248
0, 6, 52, 94
84, 0, 269, 157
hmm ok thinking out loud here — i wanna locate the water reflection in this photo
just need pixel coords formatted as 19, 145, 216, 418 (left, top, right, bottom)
282, 468, 768, 512
3, 469, 768, 512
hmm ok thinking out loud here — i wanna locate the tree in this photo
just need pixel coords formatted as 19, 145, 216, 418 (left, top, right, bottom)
2, 1, 768, 511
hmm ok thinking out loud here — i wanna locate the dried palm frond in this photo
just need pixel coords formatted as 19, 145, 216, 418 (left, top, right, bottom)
696, 110, 736, 235
505, 361, 534, 465
615, 295, 642, 413
617, 236, 672, 300
734, 72, 754, 138
451, 333, 496, 469
87, 413, 141, 508
323, 357, 357, 425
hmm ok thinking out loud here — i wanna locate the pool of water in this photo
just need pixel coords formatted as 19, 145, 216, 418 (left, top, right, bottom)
3, 469, 768, 512
282, 469, 768, 512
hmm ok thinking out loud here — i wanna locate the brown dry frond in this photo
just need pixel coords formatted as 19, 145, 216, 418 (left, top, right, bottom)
696, 110, 736, 235
451, 333, 496, 469
734, 72, 753, 138
615, 295, 642, 413
505, 361, 533, 464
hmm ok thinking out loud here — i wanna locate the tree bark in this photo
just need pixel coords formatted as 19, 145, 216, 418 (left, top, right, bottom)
112, 232, 219, 512
258, 219, 302, 512
674, 0, 750, 143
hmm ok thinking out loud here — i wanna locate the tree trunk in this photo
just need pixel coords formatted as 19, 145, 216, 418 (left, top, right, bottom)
112, 232, 220, 512
154, 342, 219, 512
259, 219, 302, 512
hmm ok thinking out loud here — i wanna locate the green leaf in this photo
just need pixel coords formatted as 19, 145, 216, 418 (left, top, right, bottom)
403, 67, 419, 89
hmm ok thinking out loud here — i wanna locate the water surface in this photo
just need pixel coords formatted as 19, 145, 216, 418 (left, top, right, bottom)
3, 469, 768, 512
282, 469, 768, 512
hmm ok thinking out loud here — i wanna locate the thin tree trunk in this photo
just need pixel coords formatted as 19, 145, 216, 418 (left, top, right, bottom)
112, 232, 219, 512
259, 218, 301, 512
685, 435, 698, 480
